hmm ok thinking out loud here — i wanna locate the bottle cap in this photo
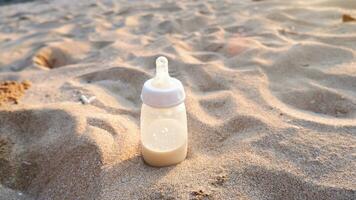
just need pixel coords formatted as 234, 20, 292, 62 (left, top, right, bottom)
141, 56, 185, 108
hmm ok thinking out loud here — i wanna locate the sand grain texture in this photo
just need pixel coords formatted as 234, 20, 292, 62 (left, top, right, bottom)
0, 81, 31, 106
0, 0, 355, 199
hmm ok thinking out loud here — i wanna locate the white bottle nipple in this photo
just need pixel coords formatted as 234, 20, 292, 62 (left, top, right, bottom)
152, 56, 171, 89
141, 55, 185, 108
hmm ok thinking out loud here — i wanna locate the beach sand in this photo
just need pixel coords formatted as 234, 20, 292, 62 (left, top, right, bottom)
0, 0, 355, 199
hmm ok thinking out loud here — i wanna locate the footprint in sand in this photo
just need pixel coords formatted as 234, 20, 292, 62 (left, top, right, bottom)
199, 93, 236, 119
241, 165, 355, 199
33, 46, 74, 69
278, 86, 356, 118
262, 42, 356, 125
33, 40, 110, 69
184, 64, 228, 93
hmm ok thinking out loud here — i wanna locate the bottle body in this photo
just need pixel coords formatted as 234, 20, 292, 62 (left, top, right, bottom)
140, 103, 188, 167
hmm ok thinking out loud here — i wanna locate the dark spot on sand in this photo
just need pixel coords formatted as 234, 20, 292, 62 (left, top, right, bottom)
211, 175, 228, 186
190, 190, 212, 200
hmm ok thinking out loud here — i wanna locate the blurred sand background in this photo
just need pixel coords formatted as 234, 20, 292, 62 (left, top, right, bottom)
0, 0, 355, 199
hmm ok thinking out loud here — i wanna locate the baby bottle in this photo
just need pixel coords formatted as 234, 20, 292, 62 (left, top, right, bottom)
140, 56, 188, 167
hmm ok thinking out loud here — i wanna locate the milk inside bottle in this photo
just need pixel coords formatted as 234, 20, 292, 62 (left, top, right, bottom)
140, 56, 188, 167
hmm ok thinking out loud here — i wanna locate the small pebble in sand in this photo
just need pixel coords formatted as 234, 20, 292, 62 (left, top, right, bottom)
80, 95, 96, 104
0, 80, 31, 106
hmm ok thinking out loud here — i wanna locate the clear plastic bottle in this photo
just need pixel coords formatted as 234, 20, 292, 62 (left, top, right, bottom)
140, 56, 187, 167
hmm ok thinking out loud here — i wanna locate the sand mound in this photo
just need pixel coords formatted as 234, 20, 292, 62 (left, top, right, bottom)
0, 105, 137, 199
0, 106, 101, 199
0, 0, 355, 199
33, 40, 92, 69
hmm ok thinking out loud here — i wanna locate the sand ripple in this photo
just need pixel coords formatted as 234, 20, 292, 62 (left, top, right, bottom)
0, 0, 355, 199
